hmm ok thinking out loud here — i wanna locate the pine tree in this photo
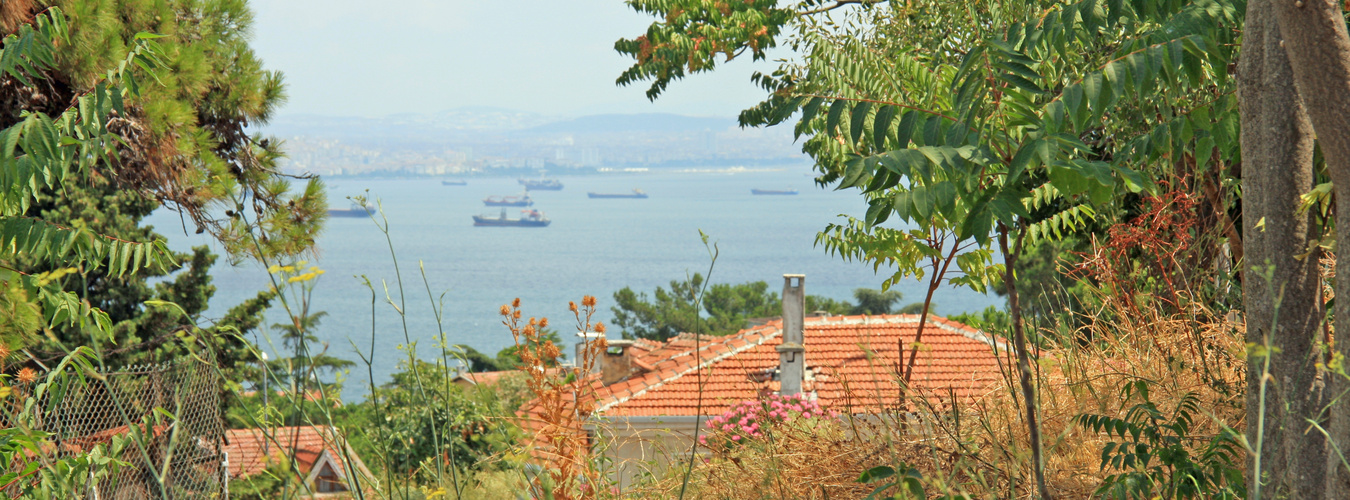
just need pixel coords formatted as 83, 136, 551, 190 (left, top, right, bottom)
0, 0, 325, 377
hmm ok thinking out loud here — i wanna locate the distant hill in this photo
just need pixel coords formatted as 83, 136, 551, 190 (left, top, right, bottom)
522, 113, 733, 135
261, 110, 735, 139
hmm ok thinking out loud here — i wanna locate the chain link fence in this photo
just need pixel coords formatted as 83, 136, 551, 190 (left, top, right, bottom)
13, 353, 227, 499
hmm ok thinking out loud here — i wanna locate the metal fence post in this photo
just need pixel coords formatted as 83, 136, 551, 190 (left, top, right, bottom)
222, 451, 230, 499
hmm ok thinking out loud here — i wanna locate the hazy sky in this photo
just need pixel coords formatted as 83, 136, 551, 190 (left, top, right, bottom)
249, 0, 784, 118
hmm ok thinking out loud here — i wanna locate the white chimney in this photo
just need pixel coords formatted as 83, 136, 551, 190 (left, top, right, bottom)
777, 274, 805, 396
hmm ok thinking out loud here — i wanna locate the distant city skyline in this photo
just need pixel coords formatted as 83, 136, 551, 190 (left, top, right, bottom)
249, 0, 788, 119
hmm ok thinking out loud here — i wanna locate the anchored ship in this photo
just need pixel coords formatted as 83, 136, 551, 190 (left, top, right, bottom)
441, 179, 467, 186
327, 202, 374, 218
750, 189, 799, 195
587, 189, 648, 199
473, 209, 551, 227
483, 193, 534, 207
519, 178, 563, 191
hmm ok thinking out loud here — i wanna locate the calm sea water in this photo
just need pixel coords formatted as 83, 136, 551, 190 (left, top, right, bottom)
144, 166, 1003, 400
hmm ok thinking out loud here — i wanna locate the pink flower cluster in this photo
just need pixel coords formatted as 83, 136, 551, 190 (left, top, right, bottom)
697, 394, 839, 447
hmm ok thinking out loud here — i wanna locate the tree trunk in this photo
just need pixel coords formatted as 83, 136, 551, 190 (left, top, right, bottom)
1266, 0, 1350, 493
1238, 0, 1327, 496
998, 224, 1050, 499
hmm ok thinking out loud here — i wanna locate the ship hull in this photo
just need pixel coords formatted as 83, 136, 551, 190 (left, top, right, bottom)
588, 193, 648, 199
750, 189, 798, 195
519, 179, 563, 190
442, 180, 467, 186
472, 216, 550, 227
327, 209, 373, 218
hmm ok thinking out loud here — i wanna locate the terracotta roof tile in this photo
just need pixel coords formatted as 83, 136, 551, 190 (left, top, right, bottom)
454, 370, 512, 386
222, 426, 363, 481
582, 315, 1007, 417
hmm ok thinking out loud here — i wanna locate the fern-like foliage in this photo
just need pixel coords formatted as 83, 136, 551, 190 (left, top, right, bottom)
1074, 381, 1245, 499
0, 268, 114, 337
0, 9, 65, 86
0, 8, 171, 340
0, 217, 174, 277
614, 0, 796, 99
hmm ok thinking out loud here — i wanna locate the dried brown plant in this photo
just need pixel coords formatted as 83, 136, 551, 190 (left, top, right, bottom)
506, 296, 608, 499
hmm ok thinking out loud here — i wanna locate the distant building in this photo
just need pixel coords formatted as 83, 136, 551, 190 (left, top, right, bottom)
579, 148, 601, 167
223, 425, 375, 498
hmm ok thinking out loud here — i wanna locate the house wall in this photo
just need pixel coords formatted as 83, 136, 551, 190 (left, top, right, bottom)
586, 413, 923, 490
587, 417, 702, 490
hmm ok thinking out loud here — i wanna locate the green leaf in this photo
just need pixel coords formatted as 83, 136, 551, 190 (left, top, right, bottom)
863, 165, 896, 194
1062, 84, 1085, 130
873, 105, 897, 150
911, 183, 932, 220
1008, 139, 1040, 182
1048, 163, 1090, 196
1001, 60, 1042, 85
921, 114, 941, 146
1114, 165, 1148, 193
880, 150, 916, 178
1128, 51, 1150, 97
865, 198, 892, 226
850, 101, 872, 145
826, 99, 848, 137
840, 156, 867, 189
1083, 72, 1106, 123
952, 45, 986, 92
858, 466, 895, 484
797, 97, 825, 139
931, 181, 957, 219
1001, 72, 1044, 95
891, 190, 912, 221
895, 111, 920, 148
1103, 60, 1126, 104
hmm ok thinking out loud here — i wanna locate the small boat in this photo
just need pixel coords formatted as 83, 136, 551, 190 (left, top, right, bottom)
751, 189, 799, 195
327, 202, 374, 218
484, 193, 533, 207
441, 179, 467, 186
588, 189, 648, 199
519, 178, 563, 191
473, 209, 551, 227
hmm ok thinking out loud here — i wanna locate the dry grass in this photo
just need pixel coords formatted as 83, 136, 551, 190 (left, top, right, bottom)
625, 298, 1245, 499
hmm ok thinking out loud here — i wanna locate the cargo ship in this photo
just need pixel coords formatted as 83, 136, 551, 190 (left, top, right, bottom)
441, 179, 467, 186
751, 189, 798, 195
588, 189, 648, 199
483, 193, 533, 207
327, 202, 375, 218
519, 178, 563, 190
473, 209, 551, 227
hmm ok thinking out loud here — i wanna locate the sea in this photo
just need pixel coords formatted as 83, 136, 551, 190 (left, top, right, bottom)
143, 166, 1004, 402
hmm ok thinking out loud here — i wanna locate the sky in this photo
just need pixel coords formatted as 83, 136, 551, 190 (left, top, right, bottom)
249, 0, 786, 118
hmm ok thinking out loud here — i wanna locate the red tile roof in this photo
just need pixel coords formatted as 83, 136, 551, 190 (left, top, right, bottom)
588, 314, 1009, 417
454, 370, 511, 386
512, 314, 1009, 470
222, 426, 367, 481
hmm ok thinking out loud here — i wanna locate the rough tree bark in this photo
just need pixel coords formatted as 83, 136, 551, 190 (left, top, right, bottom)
1264, 0, 1350, 493
1238, 0, 1327, 497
